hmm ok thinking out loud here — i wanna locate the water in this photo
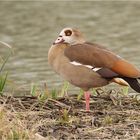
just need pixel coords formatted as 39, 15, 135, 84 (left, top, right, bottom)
0, 1, 140, 94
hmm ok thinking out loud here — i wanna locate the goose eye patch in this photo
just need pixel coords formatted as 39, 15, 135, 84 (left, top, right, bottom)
65, 30, 72, 36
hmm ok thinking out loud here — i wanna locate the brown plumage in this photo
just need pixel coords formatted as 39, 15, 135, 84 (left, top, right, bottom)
48, 27, 140, 111
64, 42, 140, 78
48, 43, 109, 91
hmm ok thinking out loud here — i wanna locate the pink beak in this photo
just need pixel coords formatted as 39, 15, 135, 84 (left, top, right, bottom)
53, 36, 65, 45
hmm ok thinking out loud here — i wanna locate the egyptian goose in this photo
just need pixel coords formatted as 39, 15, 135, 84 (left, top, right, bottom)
48, 27, 140, 111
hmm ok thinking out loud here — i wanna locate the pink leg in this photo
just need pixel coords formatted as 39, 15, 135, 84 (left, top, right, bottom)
84, 91, 90, 111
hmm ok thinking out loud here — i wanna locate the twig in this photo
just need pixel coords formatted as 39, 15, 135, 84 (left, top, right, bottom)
49, 98, 70, 108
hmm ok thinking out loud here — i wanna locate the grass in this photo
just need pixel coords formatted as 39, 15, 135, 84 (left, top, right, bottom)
0, 73, 8, 94
30, 81, 70, 102
0, 89, 139, 140
0, 41, 140, 139
0, 41, 12, 95
58, 108, 70, 124
0, 55, 10, 95
0, 105, 33, 140
0, 57, 139, 139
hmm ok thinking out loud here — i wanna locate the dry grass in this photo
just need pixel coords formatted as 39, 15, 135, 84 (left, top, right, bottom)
0, 89, 140, 140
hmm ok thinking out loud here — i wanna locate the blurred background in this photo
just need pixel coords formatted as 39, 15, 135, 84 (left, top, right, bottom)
0, 1, 140, 94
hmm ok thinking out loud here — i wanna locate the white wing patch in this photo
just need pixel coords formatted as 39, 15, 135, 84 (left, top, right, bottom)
93, 68, 102, 71
70, 61, 101, 71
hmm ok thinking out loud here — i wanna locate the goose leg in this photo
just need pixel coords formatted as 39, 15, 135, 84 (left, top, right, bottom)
84, 91, 90, 111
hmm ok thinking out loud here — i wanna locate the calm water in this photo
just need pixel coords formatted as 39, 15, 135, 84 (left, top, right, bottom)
0, 1, 140, 94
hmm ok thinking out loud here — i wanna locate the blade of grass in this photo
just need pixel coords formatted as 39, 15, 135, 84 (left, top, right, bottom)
0, 41, 13, 73
0, 53, 11, 74
91, 88, 97, 96
60, 81, 69, 97
38, 90, 49, 102
51, 89, 58, 99
122, 86, 129, 96
77, 89, 84, 101
0, 72, 8, 94
0, 41, 12, 49
30, 83, 37, 96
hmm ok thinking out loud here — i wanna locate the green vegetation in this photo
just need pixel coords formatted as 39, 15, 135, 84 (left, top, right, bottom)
122, 86, 129, 95
0, 72, 8, 95
0, 42, 140, 139
30, 81, 70, 102
58, 108, 70, 124
0, 42, 12, 95
0, 90, 139, 139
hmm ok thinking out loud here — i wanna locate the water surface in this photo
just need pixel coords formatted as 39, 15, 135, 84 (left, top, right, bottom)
0, 1, 140, 93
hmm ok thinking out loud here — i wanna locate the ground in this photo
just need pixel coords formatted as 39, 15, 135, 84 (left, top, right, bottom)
0, 89, 140, 140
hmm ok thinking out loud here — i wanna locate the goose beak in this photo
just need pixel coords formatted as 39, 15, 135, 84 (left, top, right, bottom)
53, 36, 65, 45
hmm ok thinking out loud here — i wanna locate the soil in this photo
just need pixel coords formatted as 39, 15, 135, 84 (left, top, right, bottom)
0, 90, 140, 140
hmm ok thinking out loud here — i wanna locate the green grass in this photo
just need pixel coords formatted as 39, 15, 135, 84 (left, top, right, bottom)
58, 108, 70, 124
0, 72, 8, 94
30, 81, 70, 102
30, 83, 49, 102
0, 41, 12, 95
60, 81, 69, 97
0, 90, 139, 140
122, 86, 129, 95
0, 41, 139, 139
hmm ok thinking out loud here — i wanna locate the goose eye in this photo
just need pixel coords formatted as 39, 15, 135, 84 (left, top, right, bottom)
65, 30, 72, 36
